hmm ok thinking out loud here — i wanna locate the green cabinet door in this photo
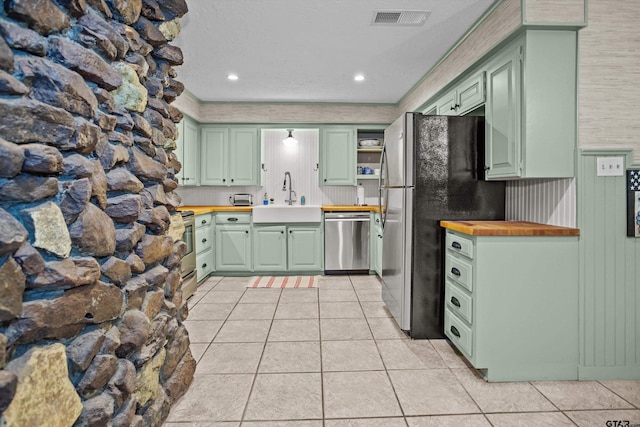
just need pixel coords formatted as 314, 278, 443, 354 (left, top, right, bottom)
228, 128, 260, 186
215, 225, 252, 271
177, 116, 199, 186
456, 71, 485, 115
485, 43, 522, 179
320, 127, 356, 186
253, 225, 287, 272
287, 225, 323, 272
200, 126, 227, 185
436, 90, 457, 116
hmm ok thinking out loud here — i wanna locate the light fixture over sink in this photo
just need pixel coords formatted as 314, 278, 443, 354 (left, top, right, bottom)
282, 129, 298, 146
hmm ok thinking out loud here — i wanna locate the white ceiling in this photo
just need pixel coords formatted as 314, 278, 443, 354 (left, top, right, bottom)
173, 0, 495, 104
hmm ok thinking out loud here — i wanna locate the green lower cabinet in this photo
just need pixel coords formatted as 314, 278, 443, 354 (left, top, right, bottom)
287, 225, 323, 272
215, 225, 252, 271
443, 229, 579, 381
253, 225, 287, 272
370, 213, 382, 276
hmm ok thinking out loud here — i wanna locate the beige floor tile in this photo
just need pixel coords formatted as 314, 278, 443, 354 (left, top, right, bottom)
318, 277, 353, 289
190, 343, 209, 363
227, 303, 277, 320
239, 289, 282, 304
323, 371, 403, 418
367, 317, 407, 340
183, 320, 224, 343
197, 277, 222, 291
213, 279, 250, 291
166, 374, 254, 422
486, 412, 574, 426
319, 289, 359, 302
188, 303, 236, 320
325, 417, 407, 426
188, 289, 209, 306
322, 340, 384, 371
320, 302, 365, 319
429, 339, 470, 368
274, 302, 319, 319
279, 288, 318, 303
242, 421, 322, 427
406, 415, 491, 427
355, 289, 383, 302
360, 302, 393, 318
376, 340, 446, 370
320, 318, 373, 341
196, 343, 264, 374
244, 373, 323, 420
533, 381, 635, 410
452, 368, 556, 412
199, 290, 245, 304
259, 341, 321, 373
213, 320, 272, 343
565, 409, 640, 426
349, 275, 381, 287
164, 422, 239, 427
268, 319, 319, 341
388, 369, 480, 416
600, 380, 640, 407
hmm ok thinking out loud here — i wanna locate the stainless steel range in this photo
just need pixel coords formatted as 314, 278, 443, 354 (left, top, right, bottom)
180, 210, 197, 299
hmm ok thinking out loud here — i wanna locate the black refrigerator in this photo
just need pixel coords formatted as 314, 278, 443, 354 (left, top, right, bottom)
378, 113, 505, 339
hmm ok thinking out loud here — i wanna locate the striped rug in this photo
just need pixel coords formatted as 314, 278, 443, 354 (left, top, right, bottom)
247, 276, 320, 288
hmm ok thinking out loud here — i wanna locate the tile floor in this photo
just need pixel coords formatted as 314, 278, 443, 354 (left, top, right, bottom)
165, 275, 640, 427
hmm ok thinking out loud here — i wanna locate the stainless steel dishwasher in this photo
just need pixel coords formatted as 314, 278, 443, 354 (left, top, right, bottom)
324, 212, 370, 273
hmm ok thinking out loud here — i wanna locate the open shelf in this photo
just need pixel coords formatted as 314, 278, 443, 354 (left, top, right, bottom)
357, 174, 381, 180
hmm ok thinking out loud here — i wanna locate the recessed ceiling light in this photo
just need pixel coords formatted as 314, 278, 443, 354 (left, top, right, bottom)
227, 74, 239, 81
354, 74, 365, 82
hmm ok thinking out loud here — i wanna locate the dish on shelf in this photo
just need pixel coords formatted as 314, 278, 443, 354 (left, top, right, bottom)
358, 139, 381, 147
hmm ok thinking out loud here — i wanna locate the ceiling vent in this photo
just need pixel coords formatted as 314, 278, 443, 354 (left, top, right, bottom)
371, 10, 430, 26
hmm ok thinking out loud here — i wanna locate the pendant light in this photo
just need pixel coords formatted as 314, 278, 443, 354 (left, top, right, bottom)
282, 129, 298, 146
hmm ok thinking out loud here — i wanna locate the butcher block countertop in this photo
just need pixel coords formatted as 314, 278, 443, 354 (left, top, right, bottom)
440, 221, 580, 236
178, 205, 379, 215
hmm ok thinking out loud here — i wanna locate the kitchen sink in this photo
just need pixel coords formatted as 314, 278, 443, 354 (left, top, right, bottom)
252, 205, 322, 223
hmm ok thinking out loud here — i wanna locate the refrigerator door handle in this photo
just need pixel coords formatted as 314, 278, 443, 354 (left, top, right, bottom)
379, 144, 389, 229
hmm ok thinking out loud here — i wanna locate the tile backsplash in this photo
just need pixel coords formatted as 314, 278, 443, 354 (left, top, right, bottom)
177, 129, 380, 207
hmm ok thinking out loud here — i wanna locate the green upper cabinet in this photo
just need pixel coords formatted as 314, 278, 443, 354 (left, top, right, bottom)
485, 30, 577, 180
200, 126, 227, 185
200, 126, 260, 186
287, 225, 323, 271
485, 44, 521, 179
253, 225, 287, 272
176, 116, 199, 186
425, 71, 485, 117
320, 127, 356, 186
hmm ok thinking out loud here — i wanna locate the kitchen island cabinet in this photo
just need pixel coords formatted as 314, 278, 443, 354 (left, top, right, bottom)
441, 221, 580, 381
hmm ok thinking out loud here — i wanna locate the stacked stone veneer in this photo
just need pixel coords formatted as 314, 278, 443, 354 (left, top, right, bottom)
0, 0, 194, 425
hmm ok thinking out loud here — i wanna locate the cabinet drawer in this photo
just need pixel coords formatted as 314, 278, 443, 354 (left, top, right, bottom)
216, 213, 251, 224
446, 232, 474, 259
445, 309, 473, 358
445, 281, 473, 325
445, 255, 473, 292
196, 213, 212, 228
196, 248, 213, 281
196, 225, 212, 254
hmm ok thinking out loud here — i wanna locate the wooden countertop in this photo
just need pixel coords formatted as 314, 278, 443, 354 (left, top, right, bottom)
440, 221, 580, 236
179, 205, 380, 215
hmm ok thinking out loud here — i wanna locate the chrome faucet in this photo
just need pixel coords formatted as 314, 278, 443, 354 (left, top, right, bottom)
282, 171, 297, 205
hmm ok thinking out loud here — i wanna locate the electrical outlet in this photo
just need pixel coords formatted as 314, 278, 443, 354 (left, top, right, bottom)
596, 157, 624, 177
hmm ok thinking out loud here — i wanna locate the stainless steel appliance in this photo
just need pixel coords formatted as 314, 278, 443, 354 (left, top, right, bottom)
229, 193, 253, 206
324, 212, 370, 273
378, 114, 505, 338
180, 210, 197, 299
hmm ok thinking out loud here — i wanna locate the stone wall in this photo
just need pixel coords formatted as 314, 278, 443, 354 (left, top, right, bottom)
0, 0, 193, 426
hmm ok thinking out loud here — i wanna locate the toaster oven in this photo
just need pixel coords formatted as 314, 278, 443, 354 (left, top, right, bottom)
230, 193, 253, 206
